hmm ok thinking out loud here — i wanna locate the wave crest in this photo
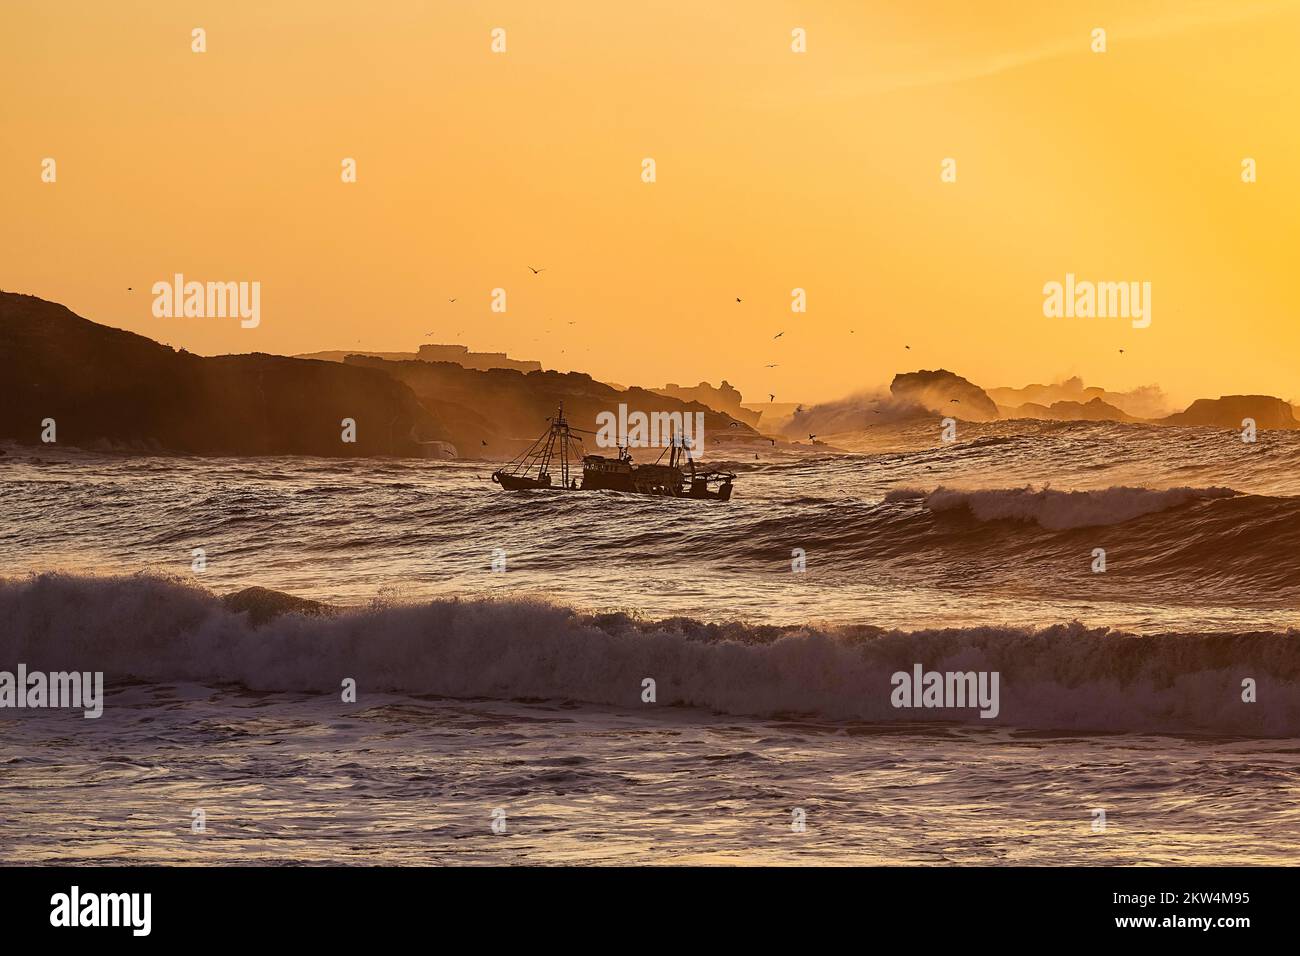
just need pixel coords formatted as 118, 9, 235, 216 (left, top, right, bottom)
2, 572, 1298, 736
884, 484, 1239, 530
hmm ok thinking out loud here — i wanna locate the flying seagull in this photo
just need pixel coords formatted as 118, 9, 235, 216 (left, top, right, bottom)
905, 345, 911, 350
735, 297, 742, 303
449, 298, 457, 303
528, 266, 546, 275
773, 332, 784, 339
808, 434, 817, 440
765, 363, 779, 368
768, 393, 775, 402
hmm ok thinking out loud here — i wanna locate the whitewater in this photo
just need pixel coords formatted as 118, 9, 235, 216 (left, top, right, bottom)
3, 419, 1300, 864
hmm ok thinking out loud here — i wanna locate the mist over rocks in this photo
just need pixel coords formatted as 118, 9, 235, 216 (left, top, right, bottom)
987, 376, 1172, 419
889, 369, 1000, 421
789, 369, 1300, 437
782, 392, 929, 437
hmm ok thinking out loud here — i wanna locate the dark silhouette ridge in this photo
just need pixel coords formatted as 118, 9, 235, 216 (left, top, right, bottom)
0, 292, 761, 458
343, 355, 760, 456
0, 292, 444, 455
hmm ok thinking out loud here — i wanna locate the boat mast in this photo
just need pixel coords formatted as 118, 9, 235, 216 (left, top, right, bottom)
556, 403, 570, 488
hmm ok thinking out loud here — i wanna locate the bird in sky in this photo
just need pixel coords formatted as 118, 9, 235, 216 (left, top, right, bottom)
774, 332, 784, 339
769, 393, 775, 402
765, 363, 779, 368
905, 345, 911, 350
1119, 348, 1125, 354
528, 266, 545, 275
808, 433, 817, 440
735, 297, 742, 303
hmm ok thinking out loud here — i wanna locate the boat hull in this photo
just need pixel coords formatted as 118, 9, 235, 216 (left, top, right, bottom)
492, 471, 554, 490
488, 410, 735, 501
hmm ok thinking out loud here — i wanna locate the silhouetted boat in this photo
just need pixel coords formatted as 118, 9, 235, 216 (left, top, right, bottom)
491, 405, 735, 501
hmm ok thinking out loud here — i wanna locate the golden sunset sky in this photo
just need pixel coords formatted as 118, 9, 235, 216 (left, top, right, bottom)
3, 0, 1299, 406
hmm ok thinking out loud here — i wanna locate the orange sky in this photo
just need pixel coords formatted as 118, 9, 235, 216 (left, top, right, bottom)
4, 0, 1299, 406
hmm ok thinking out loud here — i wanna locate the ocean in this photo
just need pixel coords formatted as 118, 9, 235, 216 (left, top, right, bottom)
3, 419, 1300, 864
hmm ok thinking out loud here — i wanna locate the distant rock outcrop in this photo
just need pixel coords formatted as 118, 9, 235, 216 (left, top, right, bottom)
1001, 397, 1133, 422
890, 369, 1000, 421
1161, 396, 1299, 430
653, 380, 760, 426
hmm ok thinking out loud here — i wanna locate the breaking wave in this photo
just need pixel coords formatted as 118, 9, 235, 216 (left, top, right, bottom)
3, 572, 1299, 736
884, 485, 1239, 530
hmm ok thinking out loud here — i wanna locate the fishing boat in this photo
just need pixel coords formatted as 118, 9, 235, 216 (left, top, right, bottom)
491, 405, 735, 501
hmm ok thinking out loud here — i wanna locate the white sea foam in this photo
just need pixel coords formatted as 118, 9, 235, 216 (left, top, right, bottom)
2, 572, 1296, 736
